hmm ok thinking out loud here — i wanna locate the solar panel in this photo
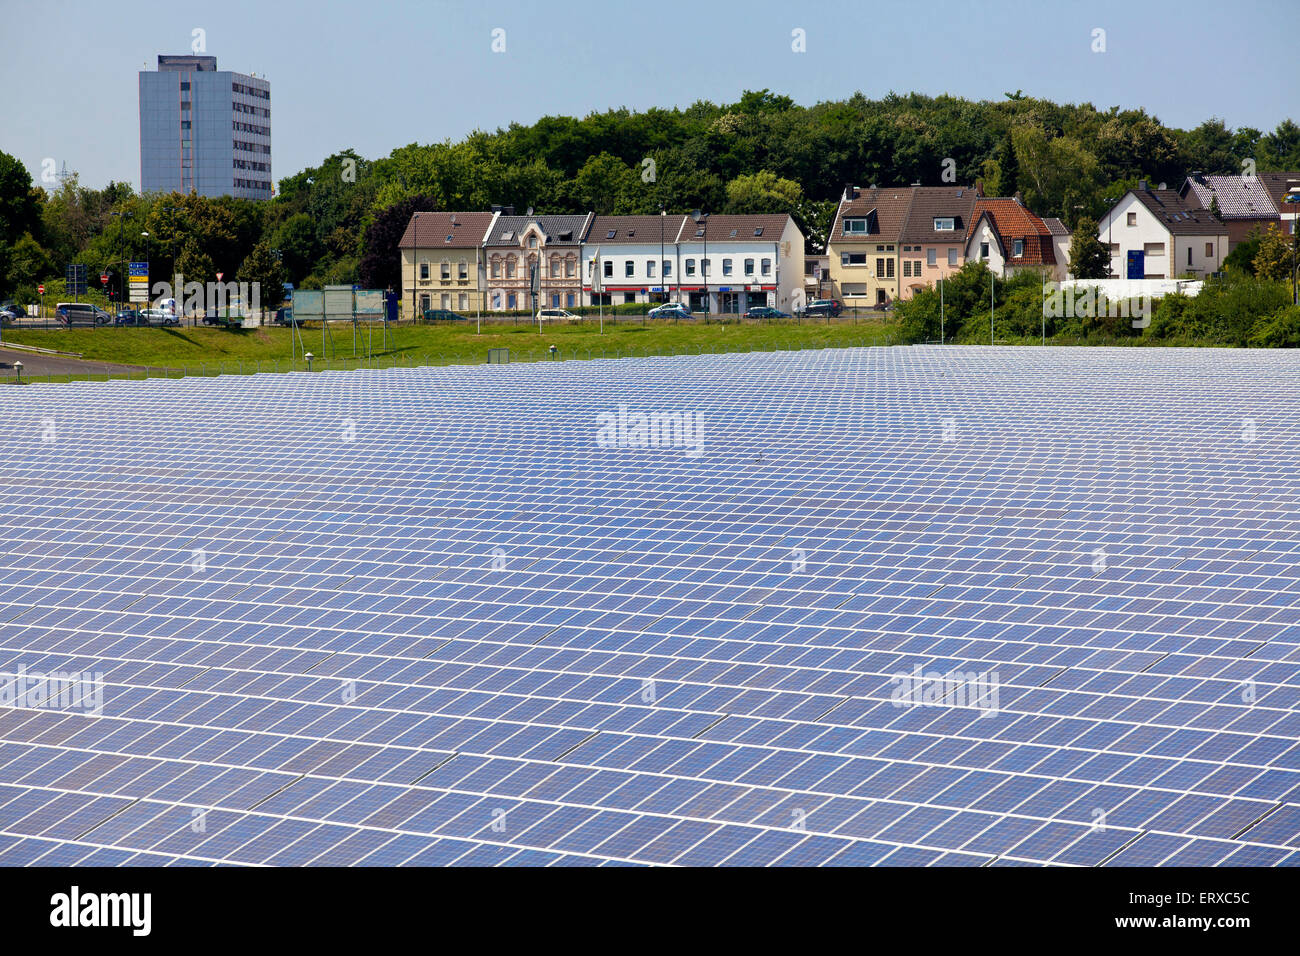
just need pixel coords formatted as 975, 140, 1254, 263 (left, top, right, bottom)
1, 345, 1299, 867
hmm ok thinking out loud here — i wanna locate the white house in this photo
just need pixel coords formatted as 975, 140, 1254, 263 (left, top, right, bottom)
1097, 183, 1228, 279
582, 213, 805, 314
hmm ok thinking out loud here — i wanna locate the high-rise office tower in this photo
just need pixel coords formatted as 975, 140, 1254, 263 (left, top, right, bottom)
139, 54, 271, 199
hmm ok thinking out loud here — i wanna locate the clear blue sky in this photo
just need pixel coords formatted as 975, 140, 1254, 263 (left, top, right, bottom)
1, 0, 1296, 192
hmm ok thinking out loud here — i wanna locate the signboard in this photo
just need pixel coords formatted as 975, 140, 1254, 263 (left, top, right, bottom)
1126, 250, 1145, 280
128, 261, 150, 303
354, 290, 386, 317
323, 284, 354, 321
292, 290, 324, 319
65, 263, 88, 295
37, 284, 45, 295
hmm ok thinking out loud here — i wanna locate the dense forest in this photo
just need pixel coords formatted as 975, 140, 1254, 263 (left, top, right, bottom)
2, 89, 1298, 305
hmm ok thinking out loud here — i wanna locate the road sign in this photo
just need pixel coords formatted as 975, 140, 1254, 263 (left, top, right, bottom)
37, 284, 44, 295
100, 273, 109, 285
216, 272, 224, 281
65, 263, 88, 295
128, 261, 150, 303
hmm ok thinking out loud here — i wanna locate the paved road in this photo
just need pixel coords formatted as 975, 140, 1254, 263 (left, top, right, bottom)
0, 346, 173, 380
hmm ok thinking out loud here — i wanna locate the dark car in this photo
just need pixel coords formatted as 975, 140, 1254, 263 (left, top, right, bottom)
273, 307, 294, 325
803, 298, 843, 317
743, 306, 789, 319
115, 309, 145, 326
0, 302, 27, 319
423, 309, 468, 323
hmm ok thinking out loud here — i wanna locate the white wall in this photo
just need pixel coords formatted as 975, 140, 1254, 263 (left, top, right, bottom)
965, 219, 1006, 275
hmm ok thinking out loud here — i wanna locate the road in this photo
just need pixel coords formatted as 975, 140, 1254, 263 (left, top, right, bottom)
0, 345, 174, 380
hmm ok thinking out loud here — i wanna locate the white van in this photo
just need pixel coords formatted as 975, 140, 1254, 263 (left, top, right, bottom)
536, 308, 579, 324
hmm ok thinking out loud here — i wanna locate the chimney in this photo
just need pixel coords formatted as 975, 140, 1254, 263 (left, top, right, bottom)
1138, 180, 1148, 191
975, 178, 984, 197
1013, 190, 1024, 205
526, 206, 534, 217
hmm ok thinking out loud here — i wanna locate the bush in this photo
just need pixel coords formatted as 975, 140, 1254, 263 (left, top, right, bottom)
1248, 304, 1300, 348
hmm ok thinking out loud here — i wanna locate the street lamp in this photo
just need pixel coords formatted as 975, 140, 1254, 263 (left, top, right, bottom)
692, 209, 709, 315
659, 203, 666, 309
410, 212, 420, 325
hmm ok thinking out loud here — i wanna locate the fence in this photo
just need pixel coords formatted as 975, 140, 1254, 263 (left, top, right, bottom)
1, 332, 903, 386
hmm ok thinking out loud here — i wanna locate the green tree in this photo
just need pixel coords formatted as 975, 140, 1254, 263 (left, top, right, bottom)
175, 238, 215, 287
1068, 217, 1110, 279
1254, 225, 1295, 282
271, 213, 320, 283
237, 240, 288, 312
724, 170, 803, 214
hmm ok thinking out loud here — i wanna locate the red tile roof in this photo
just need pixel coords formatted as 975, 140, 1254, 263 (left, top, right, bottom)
968, 198, 1057, 266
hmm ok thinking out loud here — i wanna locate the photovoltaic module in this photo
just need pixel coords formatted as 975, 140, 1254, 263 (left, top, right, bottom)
0, 345, 1298, 866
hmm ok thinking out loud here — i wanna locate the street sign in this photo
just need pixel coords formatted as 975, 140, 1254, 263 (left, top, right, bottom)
100, 273, 109, 285
128, 261, 149, 303
37, 284, 44, 295
65, 263, 88, 295
216, 272, 224, 281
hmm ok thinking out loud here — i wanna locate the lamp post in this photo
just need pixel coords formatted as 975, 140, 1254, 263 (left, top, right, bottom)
659, 203, 666, 310
410, 212, 420, 325
692, 209, 709, 316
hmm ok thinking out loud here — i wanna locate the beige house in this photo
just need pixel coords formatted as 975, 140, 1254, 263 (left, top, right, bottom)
398, 211, 498, 319
826, 186, 914, 307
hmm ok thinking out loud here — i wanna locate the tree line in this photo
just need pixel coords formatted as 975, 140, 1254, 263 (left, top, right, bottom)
2, 89, 1298, 306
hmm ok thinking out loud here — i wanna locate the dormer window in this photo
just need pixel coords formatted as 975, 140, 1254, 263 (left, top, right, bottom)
1013, 239, 1024, 258
843, 217, 869, 235
528, 236, 537, 248
934, 217, 955, 231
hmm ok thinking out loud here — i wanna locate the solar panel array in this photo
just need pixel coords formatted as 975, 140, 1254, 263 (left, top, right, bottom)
1, 345, 1299, 866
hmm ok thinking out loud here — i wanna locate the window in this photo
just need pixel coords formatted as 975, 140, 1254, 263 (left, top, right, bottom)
927, 249, 937, 267
886, 259, 894, 278
624, 260, 634, 278
441, 262, 451, 279
1012, 240, 1024, 258
551, 293, 560, 307
507, 293, 517, 309
933, 217, 955, 231
551, 260, 560, 278
506, 260, 516, 279
702, 259, 711, 276
1143, 242, 1165, 257
491, 260, 501, 278
492, 292, 502, 309
528, 236, 537, 248
440, 294, 450, 309
841, 252, 867, 266
458, 294, 467, 310
948, 249, 958, 267
565, 260, 575, 277
843, 217, 868, 234
902, 261, 911, 277
647, 260, 656, 278
1205, 242, 1214, 257
1188, 246, 1193, 266
662, 260, 672, 277
1127, 212, 1137, 226
722, 259, 733, 276
420, 262, 429, 280
876, 257, 885, 275
744, 258, 755, 276
603, 260, 613, 278
685, 259, 696, 276
761, 259, 771, 276
980, 241, 990, 259
180, 81, 190, 90
566, 294, 575, 308
419, 294, 430, 312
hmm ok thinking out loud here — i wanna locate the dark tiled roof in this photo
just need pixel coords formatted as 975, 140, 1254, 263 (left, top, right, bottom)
1180, 174, 1279, 219
1130, 188, 1226, 235
1256, 172, 1300, 212
1042, 217, 1070, 237
830, 187, 914, 242
679, 214, 793, 243
486, 214, 592, 246
588, 215, 689, 244
397, 211, 495, 249
898, 186, 978, 243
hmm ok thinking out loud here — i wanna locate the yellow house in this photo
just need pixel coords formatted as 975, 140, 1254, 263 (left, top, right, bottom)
398, 211, 499, 319
826, 186, 913, 308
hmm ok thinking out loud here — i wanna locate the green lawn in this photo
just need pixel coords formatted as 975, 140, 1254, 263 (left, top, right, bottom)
5, 316, 901, 374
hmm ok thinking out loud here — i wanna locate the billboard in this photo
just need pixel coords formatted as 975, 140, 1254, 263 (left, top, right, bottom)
291, 290, 324, 319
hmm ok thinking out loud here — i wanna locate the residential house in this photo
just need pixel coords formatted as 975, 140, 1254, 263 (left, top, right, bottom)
965, 196, 1060, 279
803, 253, 830, 306
1042, 218, 1071, 279
1179, 173, 1281, 249
896, 185, 979, 299
581, 214, 688, 307
827, 186, 913, 307
672, 214, 805, 314
398, 210, 498, 319
1257, 172, 1300, 236
484, 212, 593, 311
1097, 182, 1227, 279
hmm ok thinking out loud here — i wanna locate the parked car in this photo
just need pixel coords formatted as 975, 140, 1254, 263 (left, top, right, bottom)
141, 307, 181, 327
115, 309, 145, 326
743, 306, 789, 319
536, 308, 579, 323
273, 307, 294, 325
647, 302, 693, 320
0, 302, 27, 319
423, 309, 468, 323
801, 298, 843, 317
55, 303, 111, 326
